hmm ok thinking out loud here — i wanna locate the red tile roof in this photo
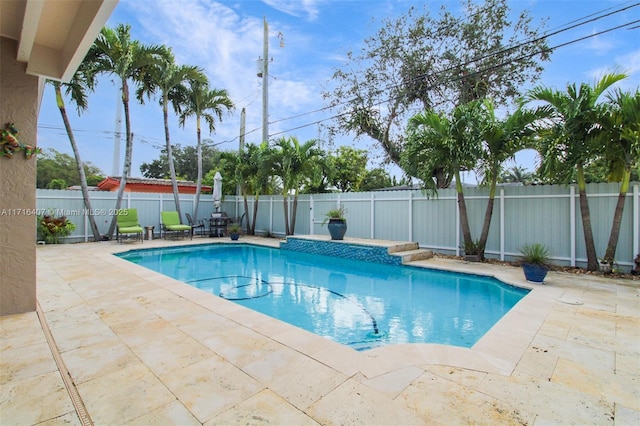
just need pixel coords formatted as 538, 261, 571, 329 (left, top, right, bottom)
97, 177, 212, 194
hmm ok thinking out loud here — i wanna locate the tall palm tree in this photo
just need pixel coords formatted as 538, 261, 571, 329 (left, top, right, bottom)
271, 136, 321, 235
47, 61, 101, 241
524, 73, 626, 270
138, 48, 206, 220
178, 80, 234, 220
601, 87, 640, 262
402, 101, 483, 250
91, 24, 165, 238
475, 100, 539, 258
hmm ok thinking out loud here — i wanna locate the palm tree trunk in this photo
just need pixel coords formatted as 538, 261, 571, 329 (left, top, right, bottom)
193, 118, 202, 220
251, 194, 260, 235
455, 170, 473, 247
107, 81, 132, 238
54, 84, 101, 242
576, 165, 599, 271
242, 192, 252, 234
478, 172, 498, 259
604, 169, 631, 262
163, 96, 182, 221
282, 194, 291, 235
290, 192, 298, 234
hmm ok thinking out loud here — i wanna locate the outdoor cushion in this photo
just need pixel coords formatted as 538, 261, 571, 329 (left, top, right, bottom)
161, 211, 192, 240
116, 208, 143, 243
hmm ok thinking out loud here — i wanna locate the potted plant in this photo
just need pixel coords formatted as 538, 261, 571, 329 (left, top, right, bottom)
598, 257, 613, 274
322, 204, 347, 240
462, 239, 483, 262
37, 210, 76, 244
517, 243, 551, 283
227, 222, 242, 241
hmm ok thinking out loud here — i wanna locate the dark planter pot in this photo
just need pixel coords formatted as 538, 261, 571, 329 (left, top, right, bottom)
464, 254, 481, 262
327, 219, 347, 240
229, 233, 240, 241
522, 263, 548, 283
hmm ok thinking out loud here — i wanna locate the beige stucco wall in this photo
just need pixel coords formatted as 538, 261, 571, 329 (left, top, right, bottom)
1, 37, 39, 315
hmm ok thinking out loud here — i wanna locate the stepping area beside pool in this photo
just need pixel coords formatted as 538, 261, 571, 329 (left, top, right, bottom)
1, 235, 638, 424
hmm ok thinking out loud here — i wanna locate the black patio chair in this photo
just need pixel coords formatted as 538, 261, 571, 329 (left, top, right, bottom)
185, 213, 206, 238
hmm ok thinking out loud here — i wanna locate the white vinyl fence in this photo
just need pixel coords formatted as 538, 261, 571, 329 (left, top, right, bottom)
36, 182, 639, 271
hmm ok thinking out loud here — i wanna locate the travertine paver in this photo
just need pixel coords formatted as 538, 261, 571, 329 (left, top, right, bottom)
160, 355, 264, 423
1, 236, 638, 425
207, 389, 319, 425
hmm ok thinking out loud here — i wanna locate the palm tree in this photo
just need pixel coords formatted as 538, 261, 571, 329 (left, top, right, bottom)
401, 101, 483, 250
524, 73, 626, 270
91, 24, 165, 239
271, 136, 321, 235
499, 166, 534, 184
222, 142, 273, 235
601, 87, 640, 263
138, 47, 206, 220
178, 80, 234, 220
475, 100, 539, 258
47, 61, 101, 241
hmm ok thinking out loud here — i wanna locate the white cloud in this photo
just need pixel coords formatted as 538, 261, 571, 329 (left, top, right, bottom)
584, 29, 617, 56
261, 0, 321, 21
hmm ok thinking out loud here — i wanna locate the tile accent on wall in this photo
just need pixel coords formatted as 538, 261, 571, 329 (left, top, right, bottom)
280, 237, 402, 265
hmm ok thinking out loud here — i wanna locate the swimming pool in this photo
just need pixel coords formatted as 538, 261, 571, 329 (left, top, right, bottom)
117, 243, 528, 350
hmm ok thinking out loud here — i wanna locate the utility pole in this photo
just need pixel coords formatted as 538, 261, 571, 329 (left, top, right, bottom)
261, 16, 269, 145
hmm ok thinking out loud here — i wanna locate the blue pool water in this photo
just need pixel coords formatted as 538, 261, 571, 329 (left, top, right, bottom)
117, 243, 528, 350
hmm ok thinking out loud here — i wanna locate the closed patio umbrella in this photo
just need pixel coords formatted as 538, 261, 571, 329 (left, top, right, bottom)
213, 172, 222, 212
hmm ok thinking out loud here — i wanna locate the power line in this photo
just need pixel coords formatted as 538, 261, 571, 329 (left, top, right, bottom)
267, 17, 639, 139
266, 2, 639, 132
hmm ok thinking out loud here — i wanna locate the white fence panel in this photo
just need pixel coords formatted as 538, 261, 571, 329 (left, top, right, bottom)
36, 182, 639, 271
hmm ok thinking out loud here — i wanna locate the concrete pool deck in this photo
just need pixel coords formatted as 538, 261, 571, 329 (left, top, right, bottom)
1, 236, 638, 425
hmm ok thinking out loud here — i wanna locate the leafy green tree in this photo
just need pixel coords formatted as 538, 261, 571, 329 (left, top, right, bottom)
331, 146, 368, 192
324, 0, 548, 171
140, 143, 219, 181
301, 149, 334, 194
524, 73, 627, 271
360, 168, 395, 191
37, 149, 104, 189
601, 87, 640, 263
401, 101, 483, 250
137, 47, 206, 221
270, 137, 322, 235
91, 24, 165, 238
47, 179, 67, 190
178, 80, 234, 219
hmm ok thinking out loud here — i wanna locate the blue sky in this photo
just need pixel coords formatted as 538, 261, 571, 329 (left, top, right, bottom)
37, 0, 640, 181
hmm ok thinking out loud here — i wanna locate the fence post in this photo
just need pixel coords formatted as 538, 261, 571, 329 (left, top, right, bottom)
370, 192, 374, 239
409, 191, 413, 241
634, 184, 639, 259
309, 195, 314, 235
570, 185, 576, 267
499, 188, 505, 261
455, 196, 460, 256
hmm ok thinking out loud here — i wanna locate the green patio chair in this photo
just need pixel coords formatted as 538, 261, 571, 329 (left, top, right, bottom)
116, 208, 143, 243
161, 211, 192, 240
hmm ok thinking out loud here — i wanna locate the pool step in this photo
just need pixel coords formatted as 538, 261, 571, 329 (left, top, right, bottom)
390, 248, 434, 264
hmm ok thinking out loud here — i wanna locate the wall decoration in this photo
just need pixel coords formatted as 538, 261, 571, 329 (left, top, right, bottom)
1, 122, 42, 159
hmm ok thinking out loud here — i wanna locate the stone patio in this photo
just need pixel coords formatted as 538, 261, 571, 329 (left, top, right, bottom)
1, 236, 638, 425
